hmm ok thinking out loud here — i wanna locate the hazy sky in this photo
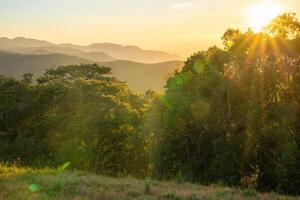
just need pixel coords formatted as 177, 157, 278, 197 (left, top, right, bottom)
1, 0, 300, 56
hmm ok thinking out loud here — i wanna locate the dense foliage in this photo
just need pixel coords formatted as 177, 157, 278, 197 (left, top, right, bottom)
0, 13, 300, 195
150, 13, 300, 194
0, 64, 149, 177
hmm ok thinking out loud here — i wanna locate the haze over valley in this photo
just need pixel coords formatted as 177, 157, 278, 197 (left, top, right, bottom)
0, 37, 183, 91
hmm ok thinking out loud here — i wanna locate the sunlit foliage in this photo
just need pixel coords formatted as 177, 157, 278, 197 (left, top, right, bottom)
0, 64, 149, 177
149, 13, 300, 194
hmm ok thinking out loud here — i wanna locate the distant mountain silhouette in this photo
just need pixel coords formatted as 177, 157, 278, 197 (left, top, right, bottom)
0, 50, 91, 77
0, 37, 184, 91
0, 50, 183, 91
98, 60, 183, 92
0, 37, 183, 63
84, 43, 182, 63
0, 37, 52, 49
13, 46, 115, 62
81, 51, 115, 62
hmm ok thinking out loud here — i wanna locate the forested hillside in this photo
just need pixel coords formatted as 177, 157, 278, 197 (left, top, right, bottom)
0, 13, 300, 197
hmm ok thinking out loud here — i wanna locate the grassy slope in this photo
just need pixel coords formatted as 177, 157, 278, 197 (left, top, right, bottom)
0, 165, 299, 200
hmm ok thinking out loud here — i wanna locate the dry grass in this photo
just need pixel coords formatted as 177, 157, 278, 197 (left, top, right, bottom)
0, 164, 299, 200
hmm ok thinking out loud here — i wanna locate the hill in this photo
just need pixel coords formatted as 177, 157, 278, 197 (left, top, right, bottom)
81, 51, 115, 62
99, 60, 183, 92
0, 165, 298, 200
0, 51, 91, 77
0, 37, 52, 49
83, 43, 183, 63
13, 46, 116, 62
0, 51, 183, 92
0, 37, 183, 63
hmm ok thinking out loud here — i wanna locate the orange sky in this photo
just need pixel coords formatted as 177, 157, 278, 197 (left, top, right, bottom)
1, 0, 300, 56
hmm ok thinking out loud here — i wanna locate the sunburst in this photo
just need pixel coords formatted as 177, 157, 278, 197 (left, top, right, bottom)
247, 1, 281, 32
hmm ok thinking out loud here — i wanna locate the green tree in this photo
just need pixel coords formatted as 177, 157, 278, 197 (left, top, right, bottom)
149, 13, 300, 194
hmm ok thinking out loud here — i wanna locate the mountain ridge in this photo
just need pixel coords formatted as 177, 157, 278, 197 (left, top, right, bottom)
0, 50, 92, 78
0, 50, 183, 92
0, 37, 183, 63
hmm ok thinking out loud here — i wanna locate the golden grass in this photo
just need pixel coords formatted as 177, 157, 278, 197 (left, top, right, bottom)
0, 164, 299, 200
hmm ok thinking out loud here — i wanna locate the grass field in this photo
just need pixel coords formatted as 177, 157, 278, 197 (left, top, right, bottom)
0, 164, 299, 200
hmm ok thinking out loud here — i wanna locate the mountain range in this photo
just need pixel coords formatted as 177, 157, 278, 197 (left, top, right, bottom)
0, 37, 182, 63
0, 37, 184, 92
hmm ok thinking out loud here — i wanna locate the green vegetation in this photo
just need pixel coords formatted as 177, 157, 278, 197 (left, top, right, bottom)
1, 164, 299, 200
0, 13, 300, 198
0, 64, 150, 177
149, 13, 300, 195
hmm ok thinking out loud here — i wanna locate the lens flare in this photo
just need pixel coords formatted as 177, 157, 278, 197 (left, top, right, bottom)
248, 1, 281, 32
28, 184, 39, 192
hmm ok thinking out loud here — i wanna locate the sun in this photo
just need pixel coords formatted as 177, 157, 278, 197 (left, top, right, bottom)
247, 1, 281, 32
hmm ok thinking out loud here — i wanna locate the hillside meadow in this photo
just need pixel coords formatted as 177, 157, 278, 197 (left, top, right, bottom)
0, 164, 299, 200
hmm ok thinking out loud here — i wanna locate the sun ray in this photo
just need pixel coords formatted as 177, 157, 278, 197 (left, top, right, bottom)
246, 34, 262, 62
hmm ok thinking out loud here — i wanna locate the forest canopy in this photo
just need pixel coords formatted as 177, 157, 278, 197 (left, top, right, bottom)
149, 13, 300, 194
0, 64, 150, 177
